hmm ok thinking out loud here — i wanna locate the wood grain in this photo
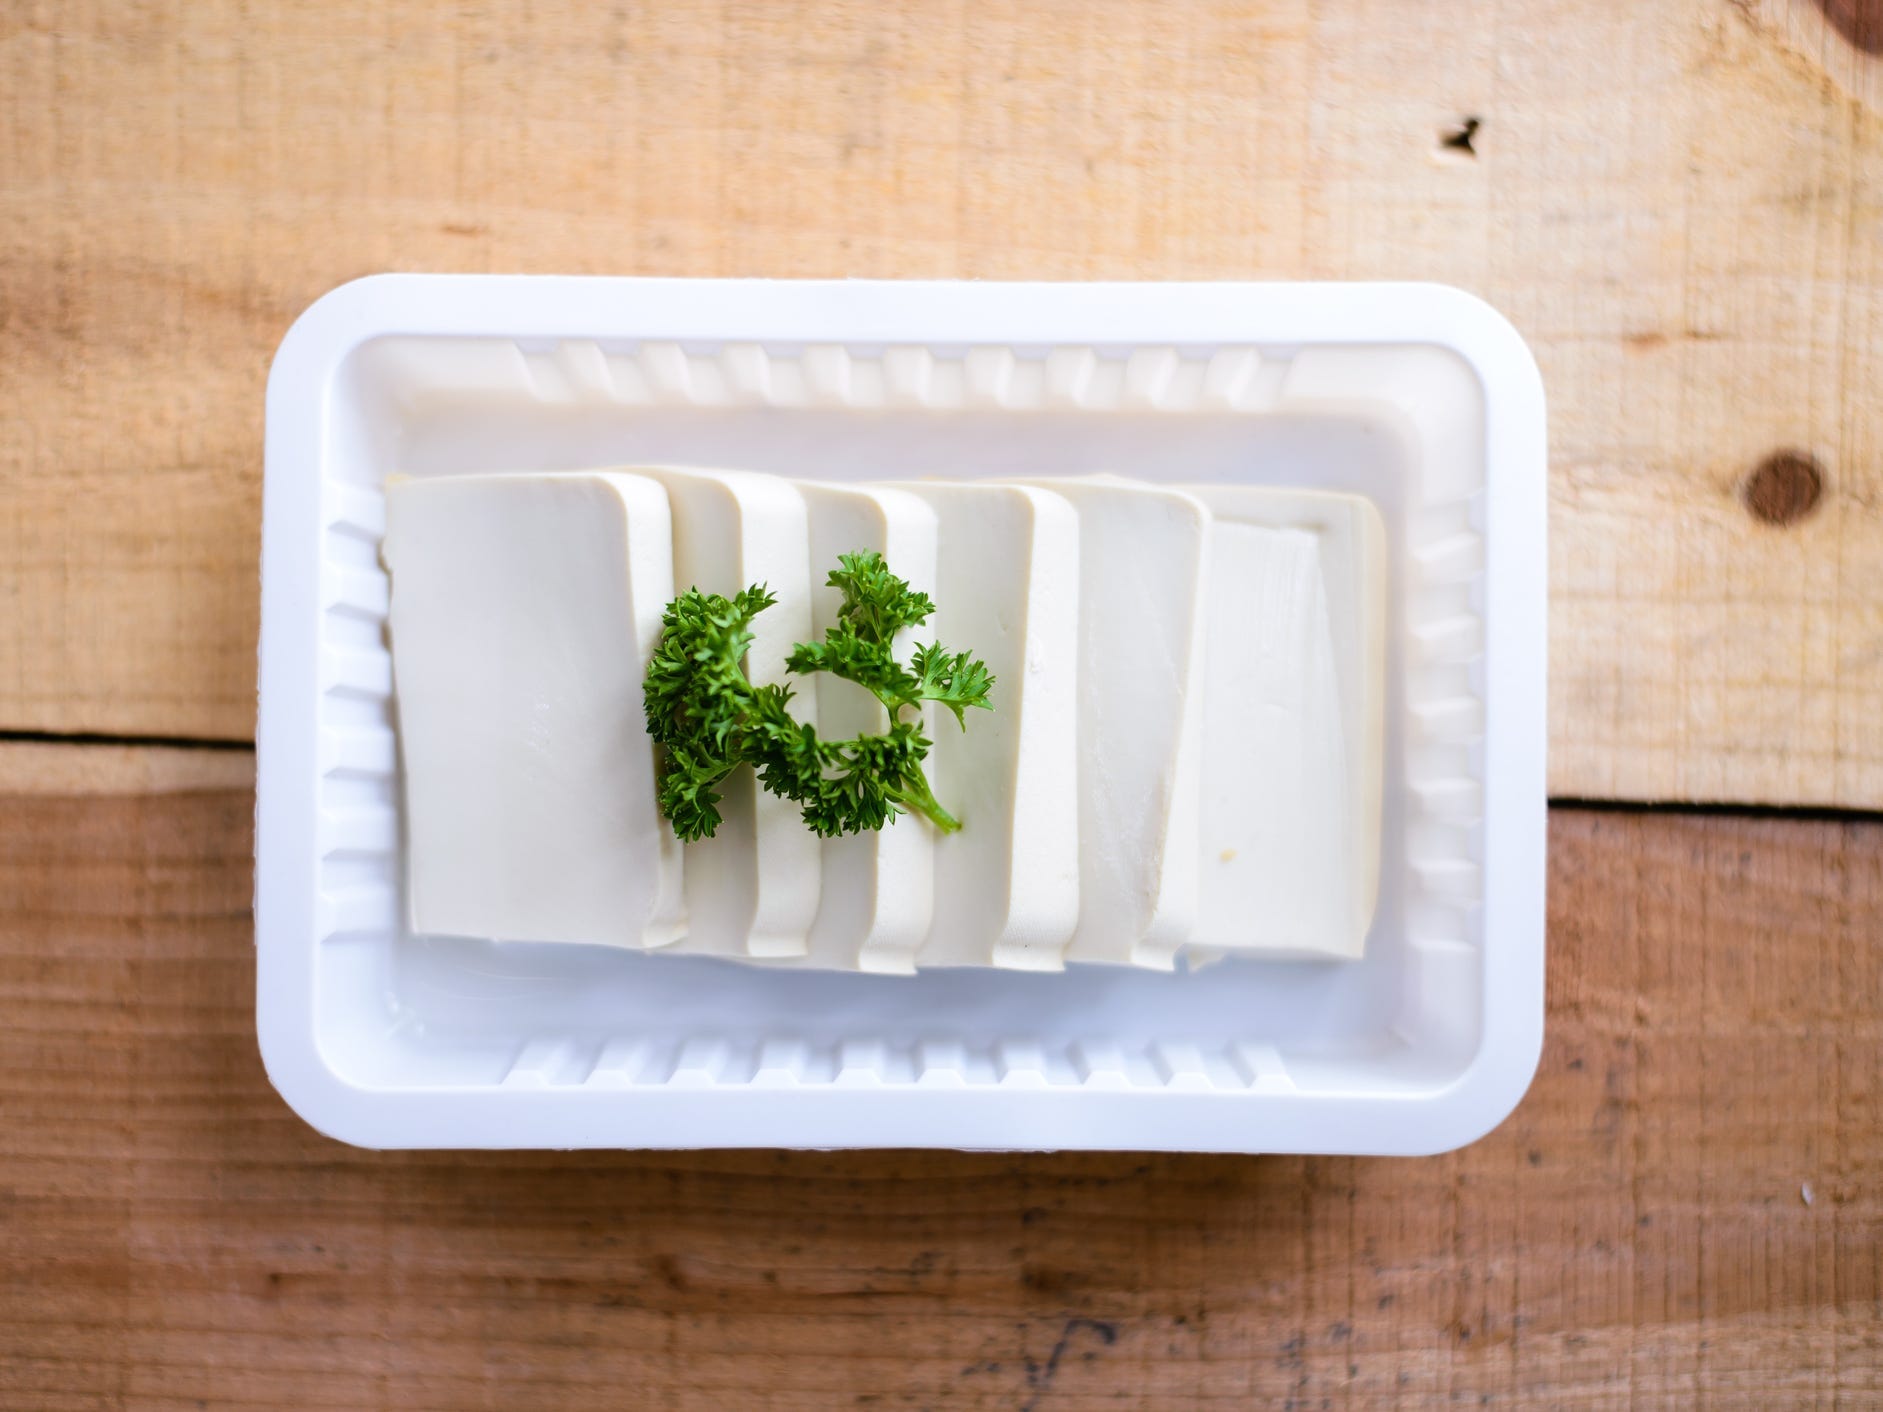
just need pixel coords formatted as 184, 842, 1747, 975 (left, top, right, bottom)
1, 764, 1877, 1408
2, 0, 1882, 806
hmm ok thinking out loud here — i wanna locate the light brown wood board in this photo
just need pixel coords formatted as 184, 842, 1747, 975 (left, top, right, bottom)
0, 752, 1878, 1409
2, 0, 1883, 805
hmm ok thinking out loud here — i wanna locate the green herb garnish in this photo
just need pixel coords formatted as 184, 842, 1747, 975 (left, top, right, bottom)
643, 551, 994, 842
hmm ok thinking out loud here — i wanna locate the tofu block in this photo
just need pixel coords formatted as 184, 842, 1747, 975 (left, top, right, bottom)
1185, 488, 1386, 960
795, 482, 941, 974
892, 483, 1081, 970
383, 471, 684, 948
638, 466, 821, 959
1013, 477, 1211, 969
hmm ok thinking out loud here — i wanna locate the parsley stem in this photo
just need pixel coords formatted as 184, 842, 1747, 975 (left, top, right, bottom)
884, 769, 961, 834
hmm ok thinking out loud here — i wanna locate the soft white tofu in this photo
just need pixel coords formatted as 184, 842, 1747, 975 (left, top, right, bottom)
1185, 488, 1386, 961
794, 482, 941, 974
637, 466, 821, 959
891, 482, 1081, 970
383, 471, 684, 948
1012, 477, 1211, 969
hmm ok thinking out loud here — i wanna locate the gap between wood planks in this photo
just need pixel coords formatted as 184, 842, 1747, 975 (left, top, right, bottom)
0, 727, 253, 752
5, 730, 1882, 824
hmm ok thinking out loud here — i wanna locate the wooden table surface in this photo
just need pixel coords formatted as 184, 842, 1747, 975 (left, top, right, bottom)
3, 2, 1881, 1407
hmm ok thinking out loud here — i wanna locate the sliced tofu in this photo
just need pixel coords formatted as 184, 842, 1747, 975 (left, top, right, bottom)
795, 482, 941, 974
892, 482, 1081, 970
1011, 476, 1211, 969
1185, 488, 1386, 961
637, 466, 821, 959
383, 471, 684, 948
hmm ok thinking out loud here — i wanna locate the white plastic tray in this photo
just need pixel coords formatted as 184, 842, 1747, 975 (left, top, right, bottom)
257, 276, 1546, 1154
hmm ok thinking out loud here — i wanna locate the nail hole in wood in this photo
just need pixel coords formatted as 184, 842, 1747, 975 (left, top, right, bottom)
1743, 450, 1824, 527
1438, 117, 1480, 158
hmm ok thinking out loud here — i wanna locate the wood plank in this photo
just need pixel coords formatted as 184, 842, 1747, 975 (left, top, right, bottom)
0, 739, 253, 795
1, 2, 1882, 805
1, 766, 1877, 1408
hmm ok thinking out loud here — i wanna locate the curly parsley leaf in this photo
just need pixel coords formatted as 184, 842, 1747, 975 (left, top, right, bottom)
641, 584, 775, 841
784, 631, 920, 705
825, 551, 936, 645
906, 642, 997, 728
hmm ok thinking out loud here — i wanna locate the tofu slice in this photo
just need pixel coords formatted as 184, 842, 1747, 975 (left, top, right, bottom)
1185, 488, 1386, 961
794, 482, 940, 974
891, 482, 1081, 970
1012, 476, 1211, 969
383, 471, 684, 948
637, 466, 821, 959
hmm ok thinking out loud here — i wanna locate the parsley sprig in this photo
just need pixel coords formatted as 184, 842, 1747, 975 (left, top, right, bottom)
643, 552, 994, 842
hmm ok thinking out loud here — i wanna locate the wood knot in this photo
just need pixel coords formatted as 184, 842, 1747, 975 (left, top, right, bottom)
1816, 0, 1883, 56
1743, 450, 1824, 526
